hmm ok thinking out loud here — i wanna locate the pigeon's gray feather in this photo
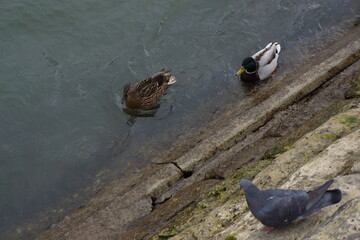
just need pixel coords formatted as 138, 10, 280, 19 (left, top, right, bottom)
239, 179, 341, 228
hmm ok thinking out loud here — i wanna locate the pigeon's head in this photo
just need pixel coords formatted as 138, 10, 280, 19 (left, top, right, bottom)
239, 179, 260, 198
239, 179, 253, 191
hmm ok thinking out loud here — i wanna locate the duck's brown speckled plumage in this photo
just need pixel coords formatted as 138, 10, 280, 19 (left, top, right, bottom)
123, 70, 176, 110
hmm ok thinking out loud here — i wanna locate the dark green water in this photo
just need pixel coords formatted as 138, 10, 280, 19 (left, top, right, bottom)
0, 0, 359, 235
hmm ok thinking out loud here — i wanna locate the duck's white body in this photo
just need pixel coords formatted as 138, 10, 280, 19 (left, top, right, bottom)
252, 42, 281, 80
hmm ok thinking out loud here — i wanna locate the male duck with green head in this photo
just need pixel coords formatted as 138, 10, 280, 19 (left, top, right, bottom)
236, 42, 281, 83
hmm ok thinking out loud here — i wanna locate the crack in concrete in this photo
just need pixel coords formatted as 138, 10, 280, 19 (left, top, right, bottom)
150, 194, 173, 211
154, 161, 193, 179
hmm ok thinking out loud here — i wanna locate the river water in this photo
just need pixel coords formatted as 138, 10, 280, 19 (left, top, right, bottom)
0, 0, 359, 235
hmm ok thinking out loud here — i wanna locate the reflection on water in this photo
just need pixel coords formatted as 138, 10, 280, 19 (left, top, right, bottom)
240, 81, 257, 94
122, 107, 157, 126
0, 0, 359, 237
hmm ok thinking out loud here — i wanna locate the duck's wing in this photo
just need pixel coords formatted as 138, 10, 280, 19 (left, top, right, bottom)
133, 77, 162, 98
126, 78, 163, 109
252, 42, 280, 68
132, 70, 171, 97
255, 43, 281, 80
257, 53, 279, 80
251, 42, 274, 61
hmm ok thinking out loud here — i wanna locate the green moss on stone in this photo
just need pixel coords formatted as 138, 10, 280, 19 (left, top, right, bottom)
225, 234, 237, 240
342, 166, 352, 176
232, 159, 273, 181
339, 115, 359, 128
345, 75, 360, 98
208, 186, 227, 198
340, 159, 356, 176
322, 133, 341, 141
264, 145, 293, 159
196, 203, 208, 209
158, 226, 177, 240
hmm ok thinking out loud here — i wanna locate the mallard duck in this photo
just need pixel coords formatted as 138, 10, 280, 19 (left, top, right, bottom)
122, 69, 176, 110
235, 42, 281, 82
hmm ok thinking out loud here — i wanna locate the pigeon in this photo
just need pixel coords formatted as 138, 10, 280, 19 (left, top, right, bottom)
239, 179, 342, 231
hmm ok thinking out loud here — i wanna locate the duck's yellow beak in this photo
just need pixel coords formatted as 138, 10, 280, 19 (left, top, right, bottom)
235, 66, 245, 76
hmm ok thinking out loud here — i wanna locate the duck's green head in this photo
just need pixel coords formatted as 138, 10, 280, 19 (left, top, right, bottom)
235, 57, 256, 76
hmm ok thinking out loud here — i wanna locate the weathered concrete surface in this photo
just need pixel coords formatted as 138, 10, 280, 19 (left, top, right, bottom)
216, 128, 360, 240
157, 103, 360, 240
31, 25, 360, 240
303, 197, 360, 240
215, 175, 360, 240
255, 107, 360, 189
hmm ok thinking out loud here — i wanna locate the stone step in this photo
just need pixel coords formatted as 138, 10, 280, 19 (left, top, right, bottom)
168, 103, 360, 240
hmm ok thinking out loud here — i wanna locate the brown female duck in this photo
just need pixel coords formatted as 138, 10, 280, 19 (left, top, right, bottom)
122, 69, 176, 110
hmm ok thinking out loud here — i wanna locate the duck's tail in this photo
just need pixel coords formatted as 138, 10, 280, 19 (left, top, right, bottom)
167, 75, 176, 85
162, 69, 176, 85
275, 42, 281, 54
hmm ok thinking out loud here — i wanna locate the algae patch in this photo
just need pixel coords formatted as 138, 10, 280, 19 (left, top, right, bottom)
208, 186, 227, 198
158, 226, 177, 240
345, 75, 360, 99
225, 234, 237, 240
231, 159, 273, 181
338, 115, 359, 128
264, 145, 293, 159
321, 133, 341, 141
196, 203, 208, 209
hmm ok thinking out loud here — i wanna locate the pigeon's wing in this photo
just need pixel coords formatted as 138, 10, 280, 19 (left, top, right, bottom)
301, 189, 342, 218
306, 179, 334, 210
256, 190, 309, 227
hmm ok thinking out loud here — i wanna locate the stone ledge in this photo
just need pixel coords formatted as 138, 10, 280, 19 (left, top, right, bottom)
174, 34, 360, 174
